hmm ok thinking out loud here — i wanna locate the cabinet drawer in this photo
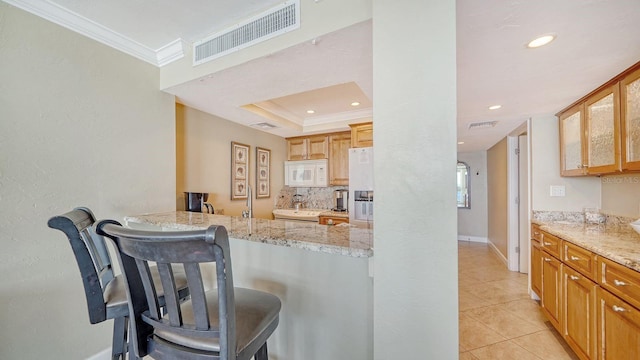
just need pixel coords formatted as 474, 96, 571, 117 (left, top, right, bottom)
541, 231, 562, 259
531, 224, 543, 242
599, 257, 640, 310
596, 287, 640, 360
563, 241, 597, 281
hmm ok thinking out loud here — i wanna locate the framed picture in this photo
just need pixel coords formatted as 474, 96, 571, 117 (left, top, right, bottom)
231, 142, 250, 200
256, 147, 271, 198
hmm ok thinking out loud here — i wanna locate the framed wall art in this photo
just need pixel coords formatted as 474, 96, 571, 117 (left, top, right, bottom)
231, 141, 250, 200
256, 147, 271, 198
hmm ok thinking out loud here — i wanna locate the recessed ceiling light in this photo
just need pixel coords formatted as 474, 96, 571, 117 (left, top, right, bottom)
489, 105, 502, 110
306, 110, 315, 114
458, 141, 465, 145
351, 102, 360, 106
527, 34, 555, 48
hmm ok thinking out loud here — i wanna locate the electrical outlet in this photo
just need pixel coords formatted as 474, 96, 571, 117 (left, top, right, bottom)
550, 185, 566, 197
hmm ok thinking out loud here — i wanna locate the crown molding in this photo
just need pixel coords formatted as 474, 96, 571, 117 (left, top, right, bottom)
4, 0, 184, 67
304, 108, 373, 126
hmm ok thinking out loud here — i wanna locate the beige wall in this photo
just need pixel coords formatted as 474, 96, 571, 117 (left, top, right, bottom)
0, 4, 176, 358
601, 174, 640, 217
530, 115, 601, 211
176, 104, 287, 218
487, 138, 509, 257
458, 151, 488, 240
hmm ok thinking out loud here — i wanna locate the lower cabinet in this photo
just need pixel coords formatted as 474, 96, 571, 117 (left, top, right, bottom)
597, 288, 640, 359
531, 239, 542, 297
318, 216, 349, 225
542, 253, 563, 331
563, 265, 597, 360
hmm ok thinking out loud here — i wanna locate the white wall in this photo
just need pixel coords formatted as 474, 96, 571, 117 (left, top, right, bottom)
601, 174, 640, 217
530, 115, 601, 212
0, 4, 176, 358
372, 0, 458, 358
458, 151, 488, 240
176, 104, 287, 218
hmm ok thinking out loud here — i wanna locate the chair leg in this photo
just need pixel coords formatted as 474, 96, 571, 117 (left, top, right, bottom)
111, 316, 128, 360
254, 343, 268, 360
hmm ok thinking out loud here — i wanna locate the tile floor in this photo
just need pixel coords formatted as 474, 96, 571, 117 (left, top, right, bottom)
458, 241, 579, 360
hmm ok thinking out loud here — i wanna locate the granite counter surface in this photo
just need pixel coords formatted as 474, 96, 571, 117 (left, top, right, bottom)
532, 219, 640, 272
125, 211, 373, 258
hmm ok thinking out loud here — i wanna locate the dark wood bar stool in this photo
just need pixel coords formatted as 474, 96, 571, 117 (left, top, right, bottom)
96, 220, 281, 360
48, 208, 190, 359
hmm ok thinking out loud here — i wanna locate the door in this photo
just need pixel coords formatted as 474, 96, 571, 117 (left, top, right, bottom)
519, 134, 529, 273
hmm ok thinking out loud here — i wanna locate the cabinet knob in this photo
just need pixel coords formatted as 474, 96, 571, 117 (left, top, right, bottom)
612, 305, 627, 312
570, 256, 580, 261
544, 258, 552, 262
613, 279, 628, 286
569, 275, 580, 281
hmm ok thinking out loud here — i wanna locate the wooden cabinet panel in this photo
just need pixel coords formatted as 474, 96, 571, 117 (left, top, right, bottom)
531, 224, 543, 242
319, 216, 349, 225
350, 122, 373, 148
542, 253, 563, 331
288, 138, 308, 161
531, 240, 542, 298
597, 288, 640, 360
307, 135, 329, 159
329, 132, 351, 185
564, 241, 597, 281
599, 257, 640, 310
563, 265, 597, 360
541, 232, 562, 260
584, 84, 621, 174
621, 66, 640, 171
560, 104, 587, 176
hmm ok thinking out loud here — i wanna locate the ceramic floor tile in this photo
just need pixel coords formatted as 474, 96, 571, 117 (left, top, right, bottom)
464, 304, 547, 339
470, 340, 541, 360
459, 313, 507, 350
513, 330, 579, 360
502, 298, 548, 325
459, 351, 480, 360
458, 290, 493, 311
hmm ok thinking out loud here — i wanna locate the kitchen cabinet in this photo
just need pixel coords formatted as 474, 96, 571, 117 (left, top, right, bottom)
542, 252, 563, 331
319, 215, 349, 225
583, 84, 621, 174
596, 288, 640, 360
328, 132, 351, 185
563, 263, 597, 360
621, 66, 640, 171
287, 135, 328, 161
350, 122, 373, 148
560, 104, 587, 176
531, 224, 543, 297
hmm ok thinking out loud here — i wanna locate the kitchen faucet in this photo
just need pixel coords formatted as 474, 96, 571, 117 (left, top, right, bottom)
243, 186, 253, 218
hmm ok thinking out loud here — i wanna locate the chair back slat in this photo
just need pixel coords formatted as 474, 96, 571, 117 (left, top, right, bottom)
80, 226, 114, 285
135, 258, 162, 321
157, 262, 182, 326
184, 262, 210, 330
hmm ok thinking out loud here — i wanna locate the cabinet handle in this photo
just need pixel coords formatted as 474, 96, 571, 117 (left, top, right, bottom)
569, 275, 580, 281
613, 279, 628, 286
534, 232, 540, 235
577, 164, 589, 169
544, 258, 552, 262
544, 242, 552, 246
612, 305, 627, 312
570, 256, 580, 261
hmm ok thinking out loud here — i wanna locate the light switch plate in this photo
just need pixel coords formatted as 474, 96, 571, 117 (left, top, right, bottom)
550, 185, 566, 197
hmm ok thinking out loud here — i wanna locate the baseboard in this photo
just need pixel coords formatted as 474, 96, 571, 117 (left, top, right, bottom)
86, 348, 110, 360
457, 235, 488, 243
487, 240, 509, 266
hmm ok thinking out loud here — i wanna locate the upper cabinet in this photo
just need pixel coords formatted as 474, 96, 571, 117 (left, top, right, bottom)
328, 132, 351, 186
621, 67, 640, 171
350, 122, 373, 148
558, 61, 640, 176
286, 135, 328, 161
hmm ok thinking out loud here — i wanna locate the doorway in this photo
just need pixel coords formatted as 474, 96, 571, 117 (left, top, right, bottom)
507, 121, 530, 273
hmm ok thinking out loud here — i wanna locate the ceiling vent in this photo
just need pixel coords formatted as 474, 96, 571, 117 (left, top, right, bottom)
251, 122, 278, 129
193, 0, 300, 66
468, 121, 498, 130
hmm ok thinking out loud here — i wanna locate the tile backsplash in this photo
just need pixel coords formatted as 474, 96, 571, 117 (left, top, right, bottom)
275, 186, 348, 210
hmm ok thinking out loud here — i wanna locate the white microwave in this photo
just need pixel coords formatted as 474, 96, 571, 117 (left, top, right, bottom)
284, 159, 328, 187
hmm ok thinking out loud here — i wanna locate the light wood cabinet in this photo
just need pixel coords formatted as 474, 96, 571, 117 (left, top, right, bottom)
560, 104, 587, 176
621, 66, 640, 171
563, 264, 597, 360
319, 215, 349, 225
584, 84, 621, 174
597, 287, 640, 360
286, 135, 328, 161
350, 122, 373, 148
531, 224, 543, 297
328, 132, 351, 185
542, 252, 563, 331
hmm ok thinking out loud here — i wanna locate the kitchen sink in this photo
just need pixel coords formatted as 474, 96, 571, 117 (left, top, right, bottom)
272, 209, 327, 222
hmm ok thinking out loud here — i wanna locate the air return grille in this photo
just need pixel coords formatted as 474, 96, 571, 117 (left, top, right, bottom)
193, 0, 300, 65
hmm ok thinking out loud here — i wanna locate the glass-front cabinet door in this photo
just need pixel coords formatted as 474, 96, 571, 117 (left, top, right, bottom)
584, 84, 621, 174
559, 104, 586, 176
621, 67, 640, 171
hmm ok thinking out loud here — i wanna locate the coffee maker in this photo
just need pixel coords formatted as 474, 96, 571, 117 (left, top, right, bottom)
184, 192, 214, 213
333, 189, 348, 212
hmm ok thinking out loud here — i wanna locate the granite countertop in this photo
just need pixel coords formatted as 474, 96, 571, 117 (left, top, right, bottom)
319, 210, 349, 218
532, 219, 640, 272
124, 211, 373, 258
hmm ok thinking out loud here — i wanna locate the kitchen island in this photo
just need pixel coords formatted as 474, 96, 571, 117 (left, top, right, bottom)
125, 211, 373, 360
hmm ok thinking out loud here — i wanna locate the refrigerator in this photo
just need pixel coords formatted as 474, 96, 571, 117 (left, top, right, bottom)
348, 147, 374, 224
